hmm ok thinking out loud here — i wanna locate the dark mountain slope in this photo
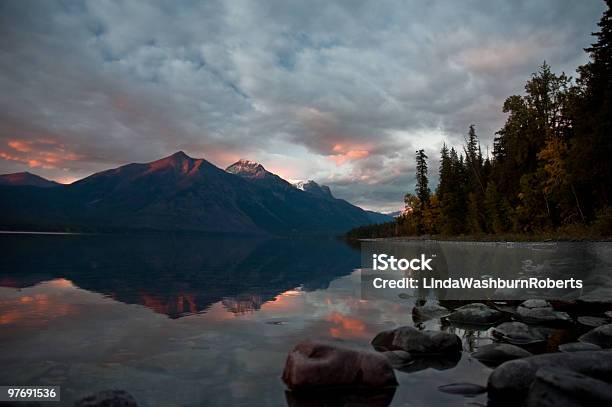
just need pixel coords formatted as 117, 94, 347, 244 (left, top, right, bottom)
0, 152, 380, 234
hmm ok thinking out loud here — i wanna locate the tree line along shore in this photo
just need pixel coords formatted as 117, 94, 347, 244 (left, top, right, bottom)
349, 3, 612, 240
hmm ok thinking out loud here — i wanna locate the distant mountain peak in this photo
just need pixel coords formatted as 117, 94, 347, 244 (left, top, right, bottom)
0, 171, 60, 188
294, 180, 333, 199
226, 159, 268, 179
170, 150, 191, 159
147, 151, 203, 175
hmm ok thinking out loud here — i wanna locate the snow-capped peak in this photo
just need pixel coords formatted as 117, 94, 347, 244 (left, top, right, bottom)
226, 159, 268, 178
293, 180, 333, 198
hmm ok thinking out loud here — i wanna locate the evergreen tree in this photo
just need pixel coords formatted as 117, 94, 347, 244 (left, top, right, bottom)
415, 149, 431, 207
569, 0, 612, 218
464, 125, 486, 234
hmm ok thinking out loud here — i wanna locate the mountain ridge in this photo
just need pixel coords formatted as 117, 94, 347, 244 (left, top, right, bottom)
0, 152, 391, 234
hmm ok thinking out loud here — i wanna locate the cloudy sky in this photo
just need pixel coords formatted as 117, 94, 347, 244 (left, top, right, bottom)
0, 1, 605, 212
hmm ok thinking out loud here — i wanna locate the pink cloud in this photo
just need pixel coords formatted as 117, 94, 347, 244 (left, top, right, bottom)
0, 138, 84, 169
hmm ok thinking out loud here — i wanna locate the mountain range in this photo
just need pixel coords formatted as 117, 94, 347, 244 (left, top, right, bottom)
0, 152, 391, 234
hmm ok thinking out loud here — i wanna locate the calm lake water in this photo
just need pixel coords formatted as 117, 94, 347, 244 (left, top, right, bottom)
0, 234, 610, 406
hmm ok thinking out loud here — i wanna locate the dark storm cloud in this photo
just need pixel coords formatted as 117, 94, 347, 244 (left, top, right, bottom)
0, 0, 605, 209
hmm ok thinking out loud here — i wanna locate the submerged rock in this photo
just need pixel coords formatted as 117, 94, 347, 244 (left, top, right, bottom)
74, 390, 138, 407
447, 303, 505, 326
492, 322, 546, 345
438, 382, 486, 397
578, 323, 612, 348
516, 299, 572, 325
412, 303, 450, 322
472, 343, 532, 367
371, 326, 462, 355
577, 316, 608, 328
383, 351, 461, 374
282, 341, 397, 391
525, 367, 612, 407
487, 351, 612, 405
558, 342, 602, 353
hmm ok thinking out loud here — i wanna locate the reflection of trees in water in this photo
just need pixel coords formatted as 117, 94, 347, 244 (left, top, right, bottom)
443, 323, 492, 352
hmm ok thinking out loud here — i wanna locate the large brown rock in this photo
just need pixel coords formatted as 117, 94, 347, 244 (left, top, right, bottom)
282, 341, 398, 391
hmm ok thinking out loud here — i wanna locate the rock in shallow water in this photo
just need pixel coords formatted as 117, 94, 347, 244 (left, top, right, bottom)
282, 341, 397, 391
371, 326, 462, 355
487, 351, 612, 405
74, 390, 138, 407
516, 299, 572, 325
447, 303, 505, 326
577, 316, 608, 328
525, 367, 612, 407
492, 322, 546, 345
558, 342, 602, 352
412, 303, 450, 322
471, 343, 532, 367
381, 350, 461, 373
438, 382, 487, 397
578, 323, 612, 348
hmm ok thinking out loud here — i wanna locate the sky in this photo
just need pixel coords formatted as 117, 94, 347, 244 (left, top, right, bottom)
0, 1, 606, 212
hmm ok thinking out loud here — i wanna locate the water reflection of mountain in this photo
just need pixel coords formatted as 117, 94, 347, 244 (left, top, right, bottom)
0, 234, 359, 318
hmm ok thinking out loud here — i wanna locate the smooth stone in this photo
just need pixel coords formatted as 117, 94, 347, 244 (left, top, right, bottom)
412, 303, 450, 321
487, 351, 612, 405
397, 293, 411, 299
491, 302, 518, 315
438, 382, 487, 397
558, 342, 602, 353
74, 390, 138, 407
371, 326, 462, 355
578, 323, 612, 348
492, 322, 547, 345
282, 341, 397, 390
472, 343, 532, 367
577, 315, 608, 328
525, 367, 612, 407
516, 299, 572, 325
522, 299, 551, 309
447, 303, 505, 326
